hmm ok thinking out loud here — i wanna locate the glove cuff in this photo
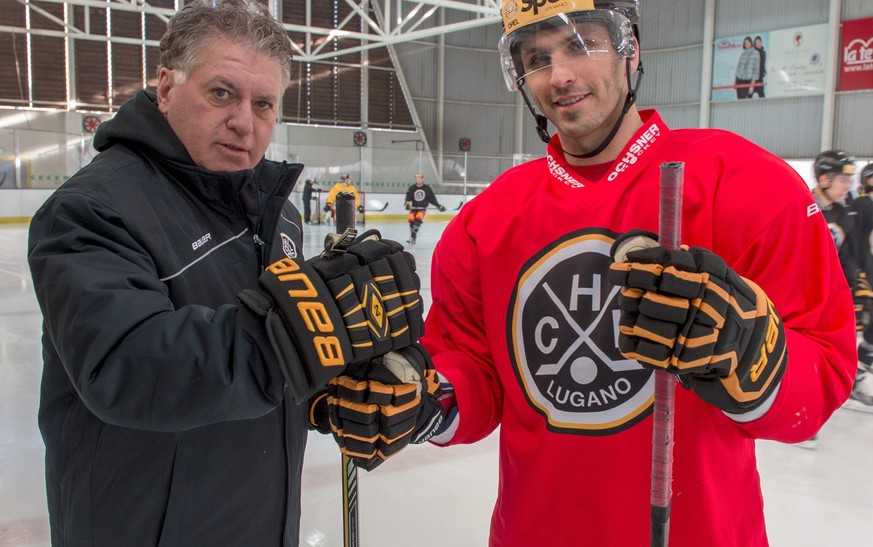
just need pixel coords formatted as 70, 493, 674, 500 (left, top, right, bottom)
689, 292, 788, 414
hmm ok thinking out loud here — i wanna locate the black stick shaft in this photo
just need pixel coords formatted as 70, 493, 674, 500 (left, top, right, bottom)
651, 161, 683, 547
334, 191, 359, 547
335, 191, 359, 547
335, 191, 356, 233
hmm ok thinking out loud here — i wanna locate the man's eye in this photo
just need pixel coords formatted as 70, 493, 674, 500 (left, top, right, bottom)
213, 88, 229, 99
255, 100, 274, 111
525, 53, 550, 70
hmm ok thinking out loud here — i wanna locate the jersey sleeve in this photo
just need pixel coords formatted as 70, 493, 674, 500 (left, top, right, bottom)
421, 217, 504, 445
425, 186, 441, 207
727, 190, 856, 441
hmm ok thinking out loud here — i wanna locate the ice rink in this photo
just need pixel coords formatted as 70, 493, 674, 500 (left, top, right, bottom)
1, 219, 872, 547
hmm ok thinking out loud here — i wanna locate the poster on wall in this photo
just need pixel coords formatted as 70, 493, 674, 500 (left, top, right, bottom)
839, 16, 873, 91
712, 24, 829, 102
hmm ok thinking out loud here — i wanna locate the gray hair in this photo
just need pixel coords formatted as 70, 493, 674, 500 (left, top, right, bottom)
158, 0, 293, 89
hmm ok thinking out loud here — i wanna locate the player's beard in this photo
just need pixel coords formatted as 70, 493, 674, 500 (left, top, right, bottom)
541, 58, 628, 156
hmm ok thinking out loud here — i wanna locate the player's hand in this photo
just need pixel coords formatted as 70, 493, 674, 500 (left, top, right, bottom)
608, 230, 787, 415
437, 205, 446, 212
357, 205, 365, 214
854, 273, 873, 331
238, 232, 423, 403
405, 202, 412, 211
309, 343, 446, 471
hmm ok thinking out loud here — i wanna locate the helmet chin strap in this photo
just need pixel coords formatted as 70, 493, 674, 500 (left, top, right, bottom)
521, 58, 644, 160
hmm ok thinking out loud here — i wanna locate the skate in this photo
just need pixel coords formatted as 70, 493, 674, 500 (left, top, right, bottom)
406, 235, 416, 247
842, 367, 873, 414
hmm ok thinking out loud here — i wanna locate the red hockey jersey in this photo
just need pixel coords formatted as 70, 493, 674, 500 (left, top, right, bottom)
422, 110, 856, 546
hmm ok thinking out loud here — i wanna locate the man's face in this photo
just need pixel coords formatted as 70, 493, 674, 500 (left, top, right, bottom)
415, 174, 424, 186
822, 173, 853, 203
519, 22, 633, 155
156, 35, 284, 172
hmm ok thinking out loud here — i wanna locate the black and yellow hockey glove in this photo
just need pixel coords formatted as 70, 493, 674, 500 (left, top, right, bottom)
239, 233, 423, 404
309, 343, 445, 471
608, 230, 787, 415
853, 273, 873, 332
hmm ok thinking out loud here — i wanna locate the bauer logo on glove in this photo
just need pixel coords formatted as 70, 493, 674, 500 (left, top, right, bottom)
238, 230, 424, 405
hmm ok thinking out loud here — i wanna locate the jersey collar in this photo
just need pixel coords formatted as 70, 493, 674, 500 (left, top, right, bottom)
546, 109, 671, 189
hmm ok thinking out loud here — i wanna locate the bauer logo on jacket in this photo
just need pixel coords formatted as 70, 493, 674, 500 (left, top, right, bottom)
507, 228, 654, 435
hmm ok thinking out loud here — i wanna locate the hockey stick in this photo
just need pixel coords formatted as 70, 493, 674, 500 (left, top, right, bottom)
651, 162, 683, 547
454, 200, 464, 211
365, 202, 389, 212
334, 192, 360, 547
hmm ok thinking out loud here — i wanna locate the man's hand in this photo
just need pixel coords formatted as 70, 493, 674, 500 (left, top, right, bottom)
357, 205, 365, 214
239, 233, 423, 403
309, 343, 446, 470
437, 205, 446, 212
405, 201, 412, 211
608, 230, 787, 415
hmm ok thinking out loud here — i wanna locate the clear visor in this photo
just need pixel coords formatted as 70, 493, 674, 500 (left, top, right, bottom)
498, 10, 635, 91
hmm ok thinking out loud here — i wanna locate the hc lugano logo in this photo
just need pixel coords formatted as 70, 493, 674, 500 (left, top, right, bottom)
507, 228, 654, 435
413, 189, 427, 202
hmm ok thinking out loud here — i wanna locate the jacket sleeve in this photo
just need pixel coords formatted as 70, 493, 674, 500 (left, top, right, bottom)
28, 190, 288, 433
420, 217, 503, 445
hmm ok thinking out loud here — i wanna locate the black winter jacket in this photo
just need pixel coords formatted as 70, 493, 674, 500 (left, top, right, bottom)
28, 90, 308, 546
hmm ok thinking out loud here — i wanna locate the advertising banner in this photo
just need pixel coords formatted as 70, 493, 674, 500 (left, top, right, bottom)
839, 16, 873, 91
712, 24, 829, 101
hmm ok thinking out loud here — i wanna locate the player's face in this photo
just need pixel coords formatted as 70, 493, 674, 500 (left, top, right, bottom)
520, 22, 634, 156
157, 35, 283, 172
415, 175, 424, 185
825, 174, 853, 202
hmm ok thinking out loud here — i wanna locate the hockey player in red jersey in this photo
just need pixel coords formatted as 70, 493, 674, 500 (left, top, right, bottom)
318, 0, 856, 545
421, 1, 853, 545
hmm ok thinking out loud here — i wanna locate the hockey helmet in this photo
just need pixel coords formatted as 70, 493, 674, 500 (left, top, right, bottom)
498, 0, 639, 91
861, 163, 873, 185
813, 150, 856, 180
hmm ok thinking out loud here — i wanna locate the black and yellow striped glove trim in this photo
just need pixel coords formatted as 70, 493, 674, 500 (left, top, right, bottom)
609, 230, 787, 414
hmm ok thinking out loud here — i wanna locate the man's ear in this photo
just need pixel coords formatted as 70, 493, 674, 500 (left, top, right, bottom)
630, 36, 641, 73
155, 68, 175, 114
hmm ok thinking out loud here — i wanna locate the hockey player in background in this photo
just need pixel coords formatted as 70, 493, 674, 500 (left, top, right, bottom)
321, 1, 857, 545
324, 173, 364, 223
404, 172, 445, 245
811, 150, 861, 284
847, 160, 873, 412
